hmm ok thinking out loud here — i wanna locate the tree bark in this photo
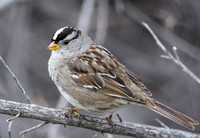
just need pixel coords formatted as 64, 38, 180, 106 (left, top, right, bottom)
0, 99, 199, 138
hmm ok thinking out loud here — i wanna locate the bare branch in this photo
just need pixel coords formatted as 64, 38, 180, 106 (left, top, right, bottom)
0, 99, 199, 138
47, 95, 69, 138
160, 55, 170, 59
19, 122, 48, 136
0, 56, 33, 137
142, 22, 200, 84
0, 57, 32, 103
155, 118, 172, 136
7, 112, 21, 122
173, 46, 180, 62
125, 3, 200, 61
0, 57, 49, 136
7, 112, 20, 138
92, 131, 103, 138
155, 118, 169, 129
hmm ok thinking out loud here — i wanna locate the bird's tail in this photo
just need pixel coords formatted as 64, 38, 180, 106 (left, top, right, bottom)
146, 99, 199, 130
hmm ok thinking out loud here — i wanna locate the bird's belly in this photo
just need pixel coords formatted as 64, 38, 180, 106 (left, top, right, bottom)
56, 83, 129, 113
56, 84, 86, 110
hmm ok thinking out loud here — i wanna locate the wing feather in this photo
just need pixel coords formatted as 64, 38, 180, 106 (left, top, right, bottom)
124, 67, 152, 96
70, 44, 146, 104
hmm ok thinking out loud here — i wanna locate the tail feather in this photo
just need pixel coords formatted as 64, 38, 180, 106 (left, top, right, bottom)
147, 100, 199, 130
174, 109, 199, 125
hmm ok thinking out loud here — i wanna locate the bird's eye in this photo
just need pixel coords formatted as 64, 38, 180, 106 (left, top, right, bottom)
63, 40, 70, 45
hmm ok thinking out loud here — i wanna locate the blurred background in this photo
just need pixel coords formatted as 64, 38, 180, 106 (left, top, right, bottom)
0, 0, 200, 138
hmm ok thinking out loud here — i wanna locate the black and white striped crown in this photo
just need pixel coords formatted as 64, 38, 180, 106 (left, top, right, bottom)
51, 27, 81, 43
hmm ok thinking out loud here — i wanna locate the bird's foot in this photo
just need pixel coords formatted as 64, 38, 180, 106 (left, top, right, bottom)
104, 112, 114, 131
64, 107, 83, 119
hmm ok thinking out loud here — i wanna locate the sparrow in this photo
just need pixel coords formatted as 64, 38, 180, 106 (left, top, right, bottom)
48, 26, 198, 130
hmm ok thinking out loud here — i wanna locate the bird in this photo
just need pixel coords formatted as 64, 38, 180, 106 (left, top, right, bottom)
48, 26, 198, 130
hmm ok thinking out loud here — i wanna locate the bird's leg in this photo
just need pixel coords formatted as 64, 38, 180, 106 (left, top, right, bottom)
69, 107, 83, 118
104, 112, 114, 130
63, 107, 83, 128
116, 113, 123, 122
64, 107, 83, 118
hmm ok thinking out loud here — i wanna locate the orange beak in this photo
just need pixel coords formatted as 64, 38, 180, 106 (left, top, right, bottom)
48, 41, 61, 50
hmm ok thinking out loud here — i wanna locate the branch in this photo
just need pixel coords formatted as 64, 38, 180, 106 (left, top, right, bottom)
20, 122, 48, 136
142, 22, 200, 84
47, 95, 69, 138
0, 99, 199, 138
125, 3, 200, 61
0, 57, 32, 103
0, 56, 49, 137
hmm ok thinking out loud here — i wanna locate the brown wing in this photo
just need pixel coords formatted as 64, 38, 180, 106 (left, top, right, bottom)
71, 71, 145, 104
124, 67, 152, 96
70, 44, 146, 104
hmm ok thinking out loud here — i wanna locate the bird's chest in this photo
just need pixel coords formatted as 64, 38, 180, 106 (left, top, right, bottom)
48, 61, 86, 108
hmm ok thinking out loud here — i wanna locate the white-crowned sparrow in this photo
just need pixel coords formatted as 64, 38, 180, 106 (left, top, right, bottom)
48, 26, 198, 130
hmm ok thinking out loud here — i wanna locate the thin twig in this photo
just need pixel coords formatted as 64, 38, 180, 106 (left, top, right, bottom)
92, 131, 104, 138
7, 112, 21, 122
125, 3, 200, 61
19, 122, 48, 136
47, 95, 69, 138
0, 57, 49, 137
8, 123, 11, 138
173, 46, 180, 62
160, 55, 170, 59
0, 57, 51, 137
142, 22, 200, 84
142, 22, 170, 56
7, 112, 20, 138
155, 118, 172, 136
116, 113, 123, 122
155, 118, 169, 129
0, 56, 32, 137
0, 57, 32, 103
